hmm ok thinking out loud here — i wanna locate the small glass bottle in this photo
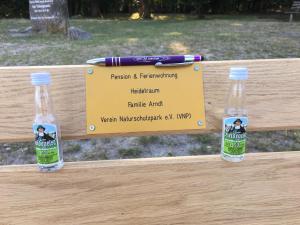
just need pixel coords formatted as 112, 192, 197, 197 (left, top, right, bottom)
221, 67, 248, 162
31, 72, 64, 172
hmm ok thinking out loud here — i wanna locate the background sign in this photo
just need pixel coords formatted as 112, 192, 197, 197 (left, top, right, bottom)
29, 0, 69, 34
86, 63, 206, 135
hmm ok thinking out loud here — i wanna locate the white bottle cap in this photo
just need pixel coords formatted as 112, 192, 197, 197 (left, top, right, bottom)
31, 72, 51, 85
229, 67, 248, 80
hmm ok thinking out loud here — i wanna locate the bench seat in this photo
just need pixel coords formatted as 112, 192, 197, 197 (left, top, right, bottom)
1, 152, 300, 225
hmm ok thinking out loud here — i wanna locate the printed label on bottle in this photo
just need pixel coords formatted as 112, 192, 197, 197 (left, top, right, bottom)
32, 124, 60, 165
222, 117, 248, 156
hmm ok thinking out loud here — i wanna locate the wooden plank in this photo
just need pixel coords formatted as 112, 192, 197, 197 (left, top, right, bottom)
1, 59, 300, 142
0, 152, 299, 225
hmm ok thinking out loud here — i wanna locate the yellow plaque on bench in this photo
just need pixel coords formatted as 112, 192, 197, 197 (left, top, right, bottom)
85, 63, 206, 135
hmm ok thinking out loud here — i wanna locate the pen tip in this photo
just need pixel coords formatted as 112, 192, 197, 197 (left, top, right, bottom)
86, 58, 106, 65
86, 59, 96, 64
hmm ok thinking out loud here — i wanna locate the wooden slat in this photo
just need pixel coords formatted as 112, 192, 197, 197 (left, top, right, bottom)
0, 152, 299, 225
1, 59, 300, 142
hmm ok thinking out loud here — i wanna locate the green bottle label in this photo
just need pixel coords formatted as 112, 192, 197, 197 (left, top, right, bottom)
222, 117, 248, 155
33, 124, 60, 165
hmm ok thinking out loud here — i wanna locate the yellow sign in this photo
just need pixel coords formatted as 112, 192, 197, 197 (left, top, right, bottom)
86, 63, 206, 135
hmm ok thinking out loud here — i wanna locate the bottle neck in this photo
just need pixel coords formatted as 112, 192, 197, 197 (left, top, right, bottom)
225, 79, 247, 116
35, 85, 53, 117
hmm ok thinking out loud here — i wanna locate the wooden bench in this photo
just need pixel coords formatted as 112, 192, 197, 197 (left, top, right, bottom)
286, 1, 300, 22
1, 58, 300, 224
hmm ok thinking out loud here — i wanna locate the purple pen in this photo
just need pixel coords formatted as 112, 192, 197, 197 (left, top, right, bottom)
86, 55, 203, 66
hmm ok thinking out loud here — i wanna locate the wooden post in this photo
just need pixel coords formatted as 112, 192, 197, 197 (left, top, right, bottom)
289, 13, 293, 22
29, 0, 69, 35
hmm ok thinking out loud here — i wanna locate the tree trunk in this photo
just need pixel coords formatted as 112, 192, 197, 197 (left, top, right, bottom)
210, 0, 219, 14
196, 1, 205, 19
90, 0, 100, 17
29, 0, 69, 35
128, 0, 133, 14
139, 0, 151, 19
259, 0, 268, 13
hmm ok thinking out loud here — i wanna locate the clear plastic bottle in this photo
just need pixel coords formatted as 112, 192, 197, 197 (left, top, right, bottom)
31, 72, 64, 172
221, 67, 248, 162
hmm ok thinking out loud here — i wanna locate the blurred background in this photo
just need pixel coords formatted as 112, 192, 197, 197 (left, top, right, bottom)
0, 0, 298, 19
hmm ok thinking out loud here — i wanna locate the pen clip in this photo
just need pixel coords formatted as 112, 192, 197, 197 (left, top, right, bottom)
155, 62, 194, 67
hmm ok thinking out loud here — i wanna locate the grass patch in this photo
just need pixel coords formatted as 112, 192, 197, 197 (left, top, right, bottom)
64, 144, 81, 153
0, 15, 299, 66
167, 152, 174, 157
118, 147, 142, 158
101, 138, 112, 144
137, 136, 160, 146
82, 151, 108, 161
190, 146, 219, 155
91, 139, 97, 146
190, 134, 217, 144
0, 142, 35, 154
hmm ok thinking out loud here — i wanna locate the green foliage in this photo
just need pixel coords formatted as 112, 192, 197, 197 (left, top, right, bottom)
0, 0, 29, 18
65, 144, 81, 153
138, 136, 160, 146
82, 151, 108, 160
0, 0, 295, 18
191, 134, 217, 145
190, 146, 219, 155
167, 152, 174, 157
118, 147, 142, 158
101, 138, 112, 144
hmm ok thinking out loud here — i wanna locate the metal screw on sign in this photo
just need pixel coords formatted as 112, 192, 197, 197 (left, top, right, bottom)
197, 120, 203, 126
87, 68, 94, 75
89, 125, 96, 131
194, 65, 200, 71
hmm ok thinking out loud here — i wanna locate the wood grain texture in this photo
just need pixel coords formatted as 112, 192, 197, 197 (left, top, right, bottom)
0, 152, 299, 225
1, 58, 300, 142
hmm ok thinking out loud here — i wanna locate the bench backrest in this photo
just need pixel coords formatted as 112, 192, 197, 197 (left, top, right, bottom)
1, 58, 300, 142
1, 59, 300, 225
